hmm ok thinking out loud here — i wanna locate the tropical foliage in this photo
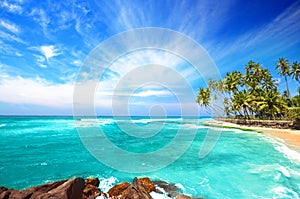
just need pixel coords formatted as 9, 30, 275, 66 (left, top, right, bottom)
197, 58, 300, 120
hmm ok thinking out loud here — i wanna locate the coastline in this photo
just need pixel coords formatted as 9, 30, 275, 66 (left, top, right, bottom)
203, 119, 300, 150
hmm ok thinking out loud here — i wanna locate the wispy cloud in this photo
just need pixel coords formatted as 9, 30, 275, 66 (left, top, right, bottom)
0, 0, 23, 14
29, 8, 51, 38
0, 19, 19, 34
0, 30, 25, 44
40, 45, 60, 61
211, 1, 300, 65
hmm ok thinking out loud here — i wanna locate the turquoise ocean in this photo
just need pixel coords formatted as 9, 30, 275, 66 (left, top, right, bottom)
0, 116, 300, 199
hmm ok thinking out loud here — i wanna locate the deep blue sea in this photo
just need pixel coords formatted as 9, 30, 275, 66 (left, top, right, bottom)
0, 116, 300, 199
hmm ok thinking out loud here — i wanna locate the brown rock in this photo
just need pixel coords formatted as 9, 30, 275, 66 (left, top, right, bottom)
138, 178, 156, 193
177, 194, 194, 199
0, 178, 85, 199
108, 182, 130, 197
0, 186, 10, 199
120, 178, 151, 199
36, 177, 85, 199
85, 178, 100, 187
82, 184, 101, 199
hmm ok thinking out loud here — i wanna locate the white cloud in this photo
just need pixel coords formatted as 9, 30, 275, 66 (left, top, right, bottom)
0, 19, 19, 34
133, 90, 171, 97
15, 52, 23, 56
0, 0, 22, 14
0, 76, 73, 107
0, 30, 25, 44
40, 45, 60, 61
72, 60, 82, 66
29, 8, 50, 38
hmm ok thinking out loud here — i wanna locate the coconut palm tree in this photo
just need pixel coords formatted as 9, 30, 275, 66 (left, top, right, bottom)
256, 90, 287, 119
231, 90, 250, 119
223, 71, 242, 95
196, 87, 211, 108
290, 61, 300, 83
261, 69, 277, 90
276, 58, 291, 97
244, 61, 264, 94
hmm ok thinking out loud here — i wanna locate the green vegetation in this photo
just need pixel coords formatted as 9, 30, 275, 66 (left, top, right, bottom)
197, 58, 300, 120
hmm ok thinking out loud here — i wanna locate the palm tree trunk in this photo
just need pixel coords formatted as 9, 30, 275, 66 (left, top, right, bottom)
285, 75, 290, 98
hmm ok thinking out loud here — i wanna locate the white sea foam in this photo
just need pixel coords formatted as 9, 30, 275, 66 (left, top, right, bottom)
75, 118, 113, 127
274, 141, 300, 165
258, 134, 300, 165
0, 124, 6, 127
40, 162, 48, 166
131, 118, 182, 124
150, 191, 173, 199
95, 196, 106, 199
277, 166, 291, 178
181, 123, 207, 129
98, 176, 118, 193
175, 183, 185, 192
271, 186, 300, 199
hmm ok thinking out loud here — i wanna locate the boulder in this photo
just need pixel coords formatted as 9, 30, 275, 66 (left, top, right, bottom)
85, 178, 100, 187
0, 178, 85, 199
138, 178, 156, 193
120, 178, 151, 199
108, 182, 130, 197
36, 177, 85, 199
83, 184, 101, 199
153, 180, 180, 198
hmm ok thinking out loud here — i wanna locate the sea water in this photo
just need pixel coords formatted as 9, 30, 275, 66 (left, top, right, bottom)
0, 116, 300, 199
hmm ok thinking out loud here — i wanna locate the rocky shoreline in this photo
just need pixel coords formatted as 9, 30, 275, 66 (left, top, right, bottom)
0, 177, 203, 199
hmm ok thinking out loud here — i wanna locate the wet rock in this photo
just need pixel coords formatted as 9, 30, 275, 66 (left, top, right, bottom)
153, 180, 180, 198
108, 182, 130, 198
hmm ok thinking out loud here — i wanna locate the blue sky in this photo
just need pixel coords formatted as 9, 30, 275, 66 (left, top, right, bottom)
0, 0, 300, 116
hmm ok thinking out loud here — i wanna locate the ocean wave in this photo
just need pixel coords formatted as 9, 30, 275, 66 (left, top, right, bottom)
181, 123, 207, 129
75, 118, 113, 127
131, 118, 182, 124
0, 124, 6, 127
150, 191, 172, 199
275, 143, 300, 165
271, 186, 299, 199
98, 176, 118, 193
262, 136, 300, 165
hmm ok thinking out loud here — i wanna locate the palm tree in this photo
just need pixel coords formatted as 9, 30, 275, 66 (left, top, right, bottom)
232, 90, 250, 119
261, 69, 277, 90
224, 71, 242, 95
244, 61, 263, 94
276, 58, 291, 97
196, 87, 211, 108
256, 90, 287, 119
290, 61, 300, 83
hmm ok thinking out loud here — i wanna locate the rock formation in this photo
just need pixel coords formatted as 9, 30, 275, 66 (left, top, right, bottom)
0, 176, 203, 199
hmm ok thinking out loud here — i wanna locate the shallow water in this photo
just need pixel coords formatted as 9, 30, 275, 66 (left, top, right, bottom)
0, 116, 299, 199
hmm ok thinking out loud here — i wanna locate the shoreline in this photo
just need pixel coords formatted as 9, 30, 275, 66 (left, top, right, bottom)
203, 119, 300, 151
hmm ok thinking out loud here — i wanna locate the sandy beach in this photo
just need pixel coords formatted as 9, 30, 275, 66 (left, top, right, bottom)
204, 120, 300, 150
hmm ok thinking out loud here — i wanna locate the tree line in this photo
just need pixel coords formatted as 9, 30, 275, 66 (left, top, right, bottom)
197, 58, 300, 120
